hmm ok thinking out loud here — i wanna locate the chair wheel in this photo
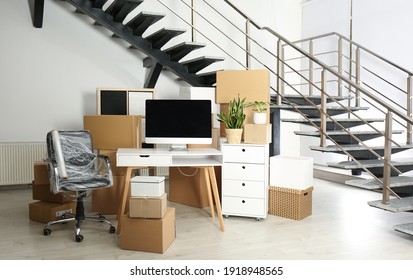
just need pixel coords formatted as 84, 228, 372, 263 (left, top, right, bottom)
109, 226, 116, 234
43, 228, 52, 236
75, 234, 84, 242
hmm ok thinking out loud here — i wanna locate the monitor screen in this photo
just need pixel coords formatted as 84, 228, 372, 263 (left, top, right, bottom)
145, 99, 212, 148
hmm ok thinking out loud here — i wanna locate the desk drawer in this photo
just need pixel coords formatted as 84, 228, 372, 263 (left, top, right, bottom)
222, 145, 265, 163
222, 196, 265, 217
223, 163, 265, 181
222, 179, 265, 198
116, 154, 172, 166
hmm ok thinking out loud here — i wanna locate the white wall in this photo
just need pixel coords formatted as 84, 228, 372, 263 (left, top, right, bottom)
0, 0, 303, 144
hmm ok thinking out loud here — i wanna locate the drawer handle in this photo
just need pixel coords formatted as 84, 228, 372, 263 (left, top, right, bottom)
242, 166, 245, 169
242, 148, 245, 152
242, 183, 245, 186
242, 200, 245, 203
139, 155, 150, 158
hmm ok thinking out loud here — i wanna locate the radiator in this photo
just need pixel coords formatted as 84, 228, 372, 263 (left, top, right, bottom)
0, 142, 47, 186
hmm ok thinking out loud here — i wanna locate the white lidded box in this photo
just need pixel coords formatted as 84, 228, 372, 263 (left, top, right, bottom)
270, 155, 313, 190
130, 176, 165, 197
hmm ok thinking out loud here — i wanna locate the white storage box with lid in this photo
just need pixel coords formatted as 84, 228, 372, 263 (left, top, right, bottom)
130, 176, 165, 197
270, 155, 313, 190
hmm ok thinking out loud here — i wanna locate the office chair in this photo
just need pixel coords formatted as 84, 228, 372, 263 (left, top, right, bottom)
43, 130, 116, 242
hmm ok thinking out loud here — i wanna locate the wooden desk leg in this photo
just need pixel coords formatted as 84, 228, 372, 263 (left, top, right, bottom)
116, 167, 133, 234
207, 166, 225, 231
202, 167, 215, 219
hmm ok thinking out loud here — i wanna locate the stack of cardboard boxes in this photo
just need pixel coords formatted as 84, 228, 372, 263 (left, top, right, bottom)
120, 176, 176, 253
216, 69, 272, 144
29, 161, 77, 223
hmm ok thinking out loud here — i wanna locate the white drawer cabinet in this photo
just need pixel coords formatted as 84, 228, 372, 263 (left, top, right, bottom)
221, 143, 269, 220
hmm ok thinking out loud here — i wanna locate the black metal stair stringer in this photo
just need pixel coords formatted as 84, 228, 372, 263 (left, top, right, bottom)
63, 0, 213, 87
105, 0, 144, 23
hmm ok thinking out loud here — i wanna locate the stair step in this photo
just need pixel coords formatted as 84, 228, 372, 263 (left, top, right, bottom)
310, 144, 413, 159
294, 130, 403, 144
273, 94, 353, 106
274, 104, 369, 118
164, 42, 206, 62
90, 0, 108, 9
197, 70, 220, 86
345, 176, 413, 190
181, 56, 225, 74
329, 159, 413, 176
282, 118, 383, 130
126, 11, 165, 36
368, 195, 413, 212
394, 223, 413, 236
105, 0, 144, 23
144, 28, 186, 49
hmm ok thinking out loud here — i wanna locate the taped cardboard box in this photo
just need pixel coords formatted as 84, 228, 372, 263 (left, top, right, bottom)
83, 115, 142, 150
98, 149, 127, 176
129, 193, 167, 218
33, 161, 50, 185
243, 124, 272, 144
32, 182, 73, 204
168, 166, 221, 208
121, 207, 176, 253
29, 201, 76, 223
92, 175, 125, 215
216, 69, 270, 103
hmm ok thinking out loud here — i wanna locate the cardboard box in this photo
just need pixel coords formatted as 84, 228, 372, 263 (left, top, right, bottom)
92, 175, 125, 215
29, 201, 76, 223
33, 161, 50, 185
129, 193, 167, 218
270, 156, 313, 189
269, 186, 313, 220
121, 207, 176, 253
83, 115, 142, 150
130, 176, 165, 197
187, 128, 220, 149
98, 149, 127, 176
32, 182, 73, 204
243, 124, 272, 144
216, 70, 270, 103
168, 166, 221, 208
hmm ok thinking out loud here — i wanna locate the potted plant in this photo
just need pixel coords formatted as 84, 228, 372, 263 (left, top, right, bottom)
248, 100, 273, 124
217, 95, 248, 144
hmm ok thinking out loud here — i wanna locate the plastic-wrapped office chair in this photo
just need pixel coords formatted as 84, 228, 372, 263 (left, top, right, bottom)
43, 130, 116, 242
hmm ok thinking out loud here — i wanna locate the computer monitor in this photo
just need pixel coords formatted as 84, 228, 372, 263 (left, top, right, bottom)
145, 99, 212, 150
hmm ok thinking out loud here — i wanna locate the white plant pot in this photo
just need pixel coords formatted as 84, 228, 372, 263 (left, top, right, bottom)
253, 112, 267, 124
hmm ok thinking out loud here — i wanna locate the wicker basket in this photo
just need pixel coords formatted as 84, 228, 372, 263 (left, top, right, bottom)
269, 186, 313, 220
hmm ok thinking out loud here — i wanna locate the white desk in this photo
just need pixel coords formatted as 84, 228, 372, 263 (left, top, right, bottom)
116, 148, 225, 233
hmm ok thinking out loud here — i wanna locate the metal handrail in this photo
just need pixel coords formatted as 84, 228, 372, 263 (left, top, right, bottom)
291, 32, 413, 76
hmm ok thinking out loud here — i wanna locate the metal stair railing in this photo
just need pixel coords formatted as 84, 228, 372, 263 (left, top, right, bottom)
164, 0, 413, 204
288, 32, 413, 144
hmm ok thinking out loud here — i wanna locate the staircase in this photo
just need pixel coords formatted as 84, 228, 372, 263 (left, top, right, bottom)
48, 0, 225, 87
34, 0, 413, 237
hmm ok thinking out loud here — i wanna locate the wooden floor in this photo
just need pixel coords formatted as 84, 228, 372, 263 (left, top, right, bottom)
1, 178, 413, 260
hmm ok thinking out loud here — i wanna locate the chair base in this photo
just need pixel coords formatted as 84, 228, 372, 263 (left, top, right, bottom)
43, 213, 116, 242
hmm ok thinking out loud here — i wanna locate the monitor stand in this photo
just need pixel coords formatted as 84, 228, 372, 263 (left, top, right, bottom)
169, 144, 188, 151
